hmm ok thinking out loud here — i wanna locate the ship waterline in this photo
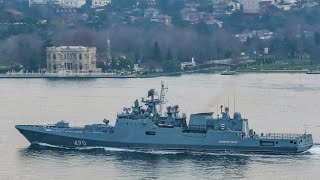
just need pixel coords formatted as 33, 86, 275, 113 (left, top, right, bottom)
16, 125, 312, 153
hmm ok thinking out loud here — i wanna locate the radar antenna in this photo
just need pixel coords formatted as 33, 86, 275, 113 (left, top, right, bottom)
159, 81, 168, 116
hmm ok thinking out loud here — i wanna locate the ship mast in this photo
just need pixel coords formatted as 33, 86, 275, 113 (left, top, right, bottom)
159, 81, 168, 116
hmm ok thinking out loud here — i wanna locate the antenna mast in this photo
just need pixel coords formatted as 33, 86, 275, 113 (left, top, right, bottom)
234, 96, 236, 113
159, 81, 168, 116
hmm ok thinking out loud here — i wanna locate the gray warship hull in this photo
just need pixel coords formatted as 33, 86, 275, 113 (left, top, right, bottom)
15, 83, 313, 154
16, 124, 312, 153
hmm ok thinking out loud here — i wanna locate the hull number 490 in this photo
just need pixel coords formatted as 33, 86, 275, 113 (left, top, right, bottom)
74, 140, 87, 146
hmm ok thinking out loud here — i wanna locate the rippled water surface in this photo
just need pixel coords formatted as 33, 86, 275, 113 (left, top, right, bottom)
0, 73, 320, 180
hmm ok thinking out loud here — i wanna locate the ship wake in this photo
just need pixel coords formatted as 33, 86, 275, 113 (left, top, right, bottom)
34, 143, 181, 155
31, 143, 320, 157
305, 146, 320, 155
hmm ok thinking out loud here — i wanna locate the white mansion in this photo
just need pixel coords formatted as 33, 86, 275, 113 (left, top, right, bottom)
46, 46, 101, 73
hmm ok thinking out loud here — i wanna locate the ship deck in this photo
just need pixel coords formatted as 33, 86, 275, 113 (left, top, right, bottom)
258, 133, 311, 140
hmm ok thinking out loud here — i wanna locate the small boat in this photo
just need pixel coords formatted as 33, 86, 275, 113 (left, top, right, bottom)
220, 70, 236, 75
306, 70, 320, 74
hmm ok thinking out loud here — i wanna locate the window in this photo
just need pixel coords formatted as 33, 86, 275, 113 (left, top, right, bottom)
145, 131, 156, 135
79, 54, 82, 60
53, 54, 56, 60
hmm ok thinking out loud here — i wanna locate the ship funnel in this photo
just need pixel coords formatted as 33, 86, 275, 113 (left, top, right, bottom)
234, 112, 242, 121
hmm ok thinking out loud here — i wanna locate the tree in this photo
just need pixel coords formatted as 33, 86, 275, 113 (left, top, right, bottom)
166, 49, 173, 60
195, 22, 212, 35
163, 60, 181, 72
0, 34, 45, 71
314, 32, 320, 46
310, 47, 320, 63
111, 0, 136, 10
97, 61, 108, 72
152, 41, 162, 62
110, 56, 118, 69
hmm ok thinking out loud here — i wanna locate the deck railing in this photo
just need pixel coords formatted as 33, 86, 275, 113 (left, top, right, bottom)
258, 133, 310, 140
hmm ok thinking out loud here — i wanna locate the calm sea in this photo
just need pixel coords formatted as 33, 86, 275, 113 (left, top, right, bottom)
0, 73, 319, 180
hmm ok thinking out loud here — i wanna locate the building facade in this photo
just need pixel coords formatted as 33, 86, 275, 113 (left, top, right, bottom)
240, 0, 261, 14
146, 0, 157, 6
29, 0, 86, 8
46, 46, 101, 73
92, 0, 112, 8
60, 0, 86, 8
181, 57, 196, 70
29, 0, 47, 6
28, 0, 61, 7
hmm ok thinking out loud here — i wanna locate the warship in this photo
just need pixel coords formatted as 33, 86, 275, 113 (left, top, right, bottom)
16, 83, 313, 153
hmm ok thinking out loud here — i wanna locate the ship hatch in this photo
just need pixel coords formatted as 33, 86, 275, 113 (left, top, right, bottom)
260, 140, 274, 146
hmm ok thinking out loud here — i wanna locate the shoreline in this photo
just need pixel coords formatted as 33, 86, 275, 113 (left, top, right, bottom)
0, 69, 315, 79
237, 69, 310, 73
0, 72, 182, 79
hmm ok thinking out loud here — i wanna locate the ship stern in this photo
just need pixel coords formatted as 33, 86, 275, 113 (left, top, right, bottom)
296, 134, 313, 153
